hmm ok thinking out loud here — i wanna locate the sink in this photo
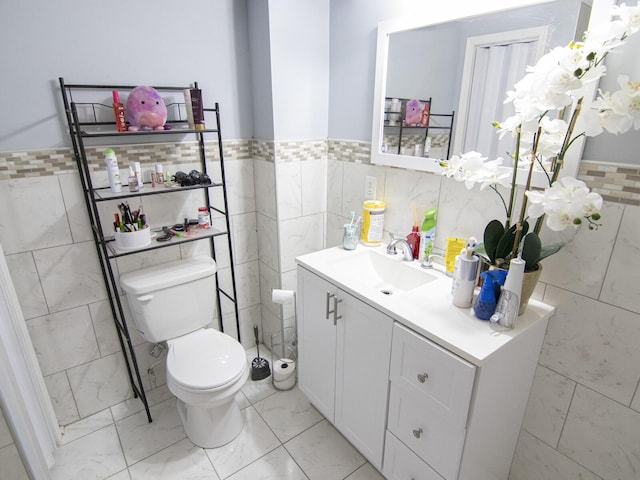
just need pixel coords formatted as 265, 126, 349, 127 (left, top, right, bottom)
332, 249, 437, 295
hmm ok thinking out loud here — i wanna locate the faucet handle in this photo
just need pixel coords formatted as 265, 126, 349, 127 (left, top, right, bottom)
421, 253, 446, 270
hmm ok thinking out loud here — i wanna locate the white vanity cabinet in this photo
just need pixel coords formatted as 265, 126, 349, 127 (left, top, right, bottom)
297, 267, 393, 469
296, 246, 553, 480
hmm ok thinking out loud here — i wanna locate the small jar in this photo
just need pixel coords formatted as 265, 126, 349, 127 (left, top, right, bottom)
128, 175, 139, 192
197, 207, 211, 229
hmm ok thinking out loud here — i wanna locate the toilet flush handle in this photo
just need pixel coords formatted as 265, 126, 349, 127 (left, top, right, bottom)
137, 294, 154, 302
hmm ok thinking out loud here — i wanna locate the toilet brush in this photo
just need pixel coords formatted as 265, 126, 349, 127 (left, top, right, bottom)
251, 325, 271, 381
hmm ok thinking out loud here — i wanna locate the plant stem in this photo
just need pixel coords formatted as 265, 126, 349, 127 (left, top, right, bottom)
506, 126, 522, 230
490, 185, 509, 218
512, 125, 542, 257
532, 98, 584, 236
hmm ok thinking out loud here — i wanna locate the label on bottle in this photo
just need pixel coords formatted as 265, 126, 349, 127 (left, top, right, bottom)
418, 228, 435, 261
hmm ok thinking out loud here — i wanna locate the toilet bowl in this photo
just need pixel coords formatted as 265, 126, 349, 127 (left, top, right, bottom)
166, 328, 248, 447
120, 256, 248, 448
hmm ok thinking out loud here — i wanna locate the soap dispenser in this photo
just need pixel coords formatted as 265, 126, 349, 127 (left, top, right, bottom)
452, 237, 479, 308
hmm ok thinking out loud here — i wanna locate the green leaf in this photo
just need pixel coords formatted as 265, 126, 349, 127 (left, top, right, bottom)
483, 220, 505, 264
521, 233, 542, 271
495, 221, 529, 262
538, 242, 564, 262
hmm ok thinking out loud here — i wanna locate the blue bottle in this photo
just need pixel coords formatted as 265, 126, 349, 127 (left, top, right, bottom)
474, 270, 507, 320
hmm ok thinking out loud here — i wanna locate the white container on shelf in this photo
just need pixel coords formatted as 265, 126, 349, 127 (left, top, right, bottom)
115, 227, 151, 251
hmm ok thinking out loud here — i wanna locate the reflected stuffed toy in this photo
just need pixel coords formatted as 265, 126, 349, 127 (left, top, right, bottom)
405, 99, 422, 126
125, 86, 169, 131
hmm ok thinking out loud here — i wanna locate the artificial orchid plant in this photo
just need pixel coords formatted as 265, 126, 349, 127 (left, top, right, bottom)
442, 2, 640, 272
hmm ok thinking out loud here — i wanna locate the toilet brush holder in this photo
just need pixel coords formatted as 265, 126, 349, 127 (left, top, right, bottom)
251, 325, 271, 381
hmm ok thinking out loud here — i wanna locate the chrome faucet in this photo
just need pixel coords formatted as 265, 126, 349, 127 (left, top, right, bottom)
421, 253, 446, 269
386, 236, 414, 261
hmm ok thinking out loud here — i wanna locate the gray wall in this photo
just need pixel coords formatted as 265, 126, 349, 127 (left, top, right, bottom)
0, 0, 253, 151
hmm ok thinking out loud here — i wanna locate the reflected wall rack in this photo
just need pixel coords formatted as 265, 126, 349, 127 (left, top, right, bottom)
58, 78, 240, 422
384, 96, 455, 159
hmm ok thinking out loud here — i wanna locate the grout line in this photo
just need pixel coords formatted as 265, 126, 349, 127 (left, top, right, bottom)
555, 381, 577, 452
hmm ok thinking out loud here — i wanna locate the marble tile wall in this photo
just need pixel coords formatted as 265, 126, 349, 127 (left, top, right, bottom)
0, 139, 260, 427
254, 139, 327, 351
3, 136, 639, 479
326, 140, 640, 480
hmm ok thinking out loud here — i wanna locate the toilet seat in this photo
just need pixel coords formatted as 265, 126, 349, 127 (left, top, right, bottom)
167, 329, 246, 391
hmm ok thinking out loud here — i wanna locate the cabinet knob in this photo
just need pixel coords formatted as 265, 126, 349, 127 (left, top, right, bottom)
417, 372, 428, 383
412, 428, 423, 439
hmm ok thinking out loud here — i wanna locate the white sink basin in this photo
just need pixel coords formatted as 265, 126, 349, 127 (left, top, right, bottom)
329, 248, 437, 295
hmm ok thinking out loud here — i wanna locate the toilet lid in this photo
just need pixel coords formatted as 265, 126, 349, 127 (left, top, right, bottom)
167, 329, 246, 390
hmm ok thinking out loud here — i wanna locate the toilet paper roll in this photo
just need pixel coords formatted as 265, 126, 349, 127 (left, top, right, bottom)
273, 359, 296, 383
272, 289, 295, 305
273, 373, 296, 391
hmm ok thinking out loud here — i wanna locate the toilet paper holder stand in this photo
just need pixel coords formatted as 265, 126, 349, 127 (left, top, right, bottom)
271, 289, 297, 390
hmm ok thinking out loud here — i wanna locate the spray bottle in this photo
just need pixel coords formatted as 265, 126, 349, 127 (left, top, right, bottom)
104, 148, 122, 193
418, 208, 437, 262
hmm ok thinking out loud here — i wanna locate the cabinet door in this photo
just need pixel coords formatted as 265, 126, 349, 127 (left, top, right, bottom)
297, 268, 338, 421
335, 289, 393, 469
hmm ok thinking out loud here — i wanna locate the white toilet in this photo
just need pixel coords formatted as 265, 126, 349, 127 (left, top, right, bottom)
120, 256, 248, 448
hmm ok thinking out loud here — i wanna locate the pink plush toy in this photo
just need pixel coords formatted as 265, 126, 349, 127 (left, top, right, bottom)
125, 86, 168, 131
405, 99, 422, 126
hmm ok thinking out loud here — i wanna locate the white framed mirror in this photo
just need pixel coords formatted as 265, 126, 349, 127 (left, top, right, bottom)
370, 0, 603, 186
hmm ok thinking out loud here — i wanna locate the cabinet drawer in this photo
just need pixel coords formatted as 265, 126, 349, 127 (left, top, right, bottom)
387, 386, 466, 480
383, 431, 444, 480
391, 323, 475, 428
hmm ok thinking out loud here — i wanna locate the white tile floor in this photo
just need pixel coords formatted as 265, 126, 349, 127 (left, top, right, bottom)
50, 347, 385, 480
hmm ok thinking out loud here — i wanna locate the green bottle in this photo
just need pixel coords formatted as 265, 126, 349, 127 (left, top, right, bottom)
419, 208, 437, 261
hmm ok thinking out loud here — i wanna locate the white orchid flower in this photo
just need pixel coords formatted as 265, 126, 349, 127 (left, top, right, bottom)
525, 178, 603, 231
612, 2, 640, 34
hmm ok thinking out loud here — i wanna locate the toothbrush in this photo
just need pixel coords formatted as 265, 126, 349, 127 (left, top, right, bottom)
349, 211, 355, 227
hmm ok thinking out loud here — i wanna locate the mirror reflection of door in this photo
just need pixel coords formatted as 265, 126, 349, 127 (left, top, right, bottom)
456, 27, 547, 163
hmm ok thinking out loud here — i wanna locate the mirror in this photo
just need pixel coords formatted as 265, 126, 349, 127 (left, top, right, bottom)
370, 0, 593, 182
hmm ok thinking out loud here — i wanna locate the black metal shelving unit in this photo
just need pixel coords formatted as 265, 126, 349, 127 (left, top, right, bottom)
58, 78, 240, 422
384, 97, 455, 159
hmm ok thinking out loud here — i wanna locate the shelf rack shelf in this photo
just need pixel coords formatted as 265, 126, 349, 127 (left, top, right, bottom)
58, 78, 240, 422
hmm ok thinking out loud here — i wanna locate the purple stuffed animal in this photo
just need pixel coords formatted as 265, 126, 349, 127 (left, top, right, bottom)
125, 86, 168, 131
405, 99, 422, 126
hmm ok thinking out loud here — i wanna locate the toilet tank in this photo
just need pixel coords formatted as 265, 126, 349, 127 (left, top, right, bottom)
120, 256, 217, 343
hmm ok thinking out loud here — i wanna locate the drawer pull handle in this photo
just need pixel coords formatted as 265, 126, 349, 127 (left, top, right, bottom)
417, 372, 428, 383
412, 428, 423, 439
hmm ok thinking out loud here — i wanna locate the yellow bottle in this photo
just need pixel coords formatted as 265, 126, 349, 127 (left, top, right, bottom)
361, 200, 386, 246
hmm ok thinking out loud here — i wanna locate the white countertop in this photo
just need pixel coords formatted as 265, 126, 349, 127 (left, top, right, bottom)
295, 244, 555, 366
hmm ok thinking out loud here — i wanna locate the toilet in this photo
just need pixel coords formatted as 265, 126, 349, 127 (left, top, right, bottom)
120, 256, 248, 448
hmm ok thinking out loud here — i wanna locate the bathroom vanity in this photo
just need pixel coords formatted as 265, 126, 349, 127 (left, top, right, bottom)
296, 245, 554, 480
